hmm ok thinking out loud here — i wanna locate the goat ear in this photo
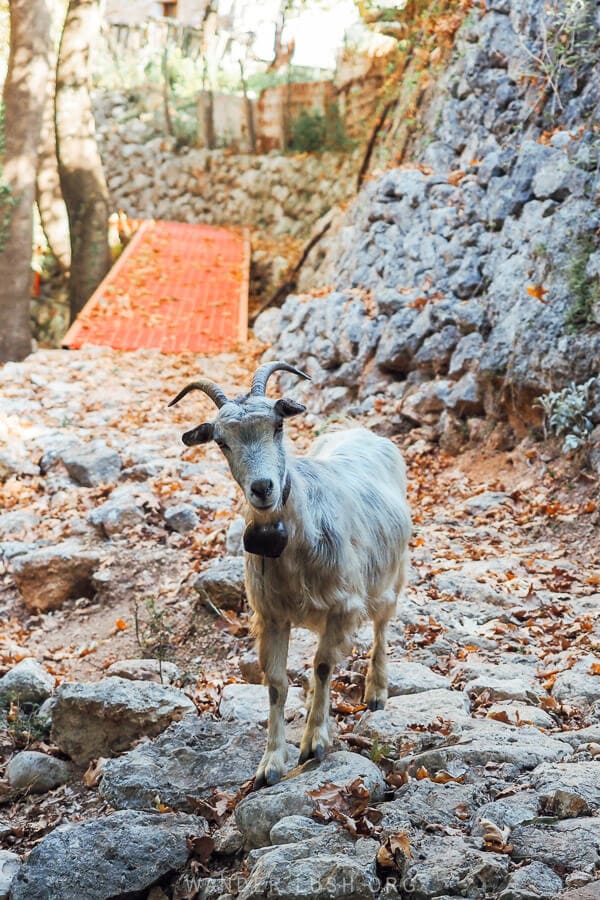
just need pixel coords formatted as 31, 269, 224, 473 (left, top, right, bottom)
182, 422, 214, 446
274, 397, 306, 419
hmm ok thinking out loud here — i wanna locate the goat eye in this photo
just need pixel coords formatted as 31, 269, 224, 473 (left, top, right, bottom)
216, 439, 230, 451
275, 422, 283, 435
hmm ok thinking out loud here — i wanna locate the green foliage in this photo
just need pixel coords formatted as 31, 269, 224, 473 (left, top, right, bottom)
134, 598, 175, 682
536, 377, 596, 453
526, 0, 600, 114
565, 236, 600, 330
289, 104, 353, 153
1, 697, 49, 749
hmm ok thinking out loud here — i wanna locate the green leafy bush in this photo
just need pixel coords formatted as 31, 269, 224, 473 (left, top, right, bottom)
536, 377, 596, 453
289, 103, 353, 154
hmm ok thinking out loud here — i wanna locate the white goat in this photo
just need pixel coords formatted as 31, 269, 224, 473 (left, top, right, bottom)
170, 361, 412, 787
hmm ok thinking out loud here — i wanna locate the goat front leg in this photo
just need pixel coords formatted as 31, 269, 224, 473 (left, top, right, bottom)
255, 618, 290, 788
299, 614, 347, 765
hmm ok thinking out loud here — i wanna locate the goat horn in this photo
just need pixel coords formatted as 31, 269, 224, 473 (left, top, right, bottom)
250, 361, 310, 396
168, 380, 229, 408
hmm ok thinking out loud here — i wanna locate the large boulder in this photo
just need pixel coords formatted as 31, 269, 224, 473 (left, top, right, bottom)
10, 541, 101, 611
51, 677, 195, 764
9, 810, 204, 900
100, 716, 267, 811
235, 751, 386, 848
0, 658, 54, 707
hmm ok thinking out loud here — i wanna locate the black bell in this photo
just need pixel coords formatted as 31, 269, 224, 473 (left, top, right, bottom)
244, 520, 288, 558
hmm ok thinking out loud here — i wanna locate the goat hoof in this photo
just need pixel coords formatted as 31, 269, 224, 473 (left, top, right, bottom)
367, 698, 386, 711
254, 772, 267, 790
265, 767, 282, 786
298, 743, 325, 765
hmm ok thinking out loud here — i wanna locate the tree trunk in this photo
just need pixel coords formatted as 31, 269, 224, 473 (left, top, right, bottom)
36, 6, 71, 275
56, 0, 111, 321
0, 0, 52, 363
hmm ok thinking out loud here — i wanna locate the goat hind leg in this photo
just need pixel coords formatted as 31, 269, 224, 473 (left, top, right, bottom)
255, 619, 290, 788
364, 601, 394, 711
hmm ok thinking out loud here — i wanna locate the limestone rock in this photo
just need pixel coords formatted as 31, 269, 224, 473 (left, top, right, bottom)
387, 661, 450, 696
0, 851, 20, 900
10, 541, 100, 611
236, 751, 386, 848
51, 677, 195, 764
105, 657, 180, 684
163, 503, 199, 533
238, 825, 379, 900
194, 556, 246, 611
0, 658, 54, 707
7, 751, 71, 794
498, 861, 563, 900
10, 810, 203, 900
219, 682, 305, 726
61, 441, 122, 486
100, 717, 267, 811
510, 817, 600, 873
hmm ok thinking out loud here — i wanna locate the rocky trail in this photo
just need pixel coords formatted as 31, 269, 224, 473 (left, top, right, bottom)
0, 344, 599, 900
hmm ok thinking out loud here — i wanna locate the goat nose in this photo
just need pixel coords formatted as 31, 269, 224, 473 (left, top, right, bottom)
251, 478, 273, 499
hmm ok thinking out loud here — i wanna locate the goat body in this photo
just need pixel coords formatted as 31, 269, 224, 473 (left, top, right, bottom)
246, 427, 411, 784
170, 363, 411, 787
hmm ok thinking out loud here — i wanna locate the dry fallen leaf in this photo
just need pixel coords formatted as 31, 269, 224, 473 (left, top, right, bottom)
526, 284, 548, 302
377, 831, 412, 873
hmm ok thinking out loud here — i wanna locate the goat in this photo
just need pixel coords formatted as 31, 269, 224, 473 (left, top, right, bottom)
170, 361, 412, 787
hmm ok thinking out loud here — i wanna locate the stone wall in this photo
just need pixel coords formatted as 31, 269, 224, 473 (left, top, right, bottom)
93, 91, 357, 242
257, 0, 600, 447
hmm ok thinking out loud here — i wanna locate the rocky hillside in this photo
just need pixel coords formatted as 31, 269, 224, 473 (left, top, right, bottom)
257, 0, 600, 448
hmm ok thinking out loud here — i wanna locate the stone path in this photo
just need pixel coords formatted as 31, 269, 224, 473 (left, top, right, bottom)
0, 346, 599, 899
63, 221, 250, 353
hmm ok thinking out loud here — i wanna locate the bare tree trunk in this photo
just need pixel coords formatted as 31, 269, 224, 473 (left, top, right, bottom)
239, 59, 256, 153
162, 40, 174, 137
37, 9, 71, 275
56, 0, 111, 321
0, 0, 52, 362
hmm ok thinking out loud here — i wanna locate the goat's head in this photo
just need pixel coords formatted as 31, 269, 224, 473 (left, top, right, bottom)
169, 362, 309, 519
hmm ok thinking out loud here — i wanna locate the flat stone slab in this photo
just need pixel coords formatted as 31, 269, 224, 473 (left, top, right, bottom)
51, 677, 195, 764
408, 719, 571, 772
100, 716, 267, 811
239, 825, 379, 900
10, 810, 203, 900
235, 751, 386, 848
220, 683, 305, 726
387, 661, 450, 696
510, 817, 600, 873
530, 761, 600, 814
355, 688, 470, 754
